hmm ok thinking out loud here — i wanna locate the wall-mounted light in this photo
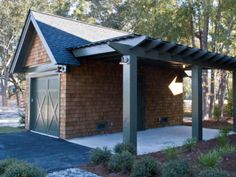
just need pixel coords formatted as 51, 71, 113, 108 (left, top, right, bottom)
168, 76, 183, 96
119, 56, 130, 65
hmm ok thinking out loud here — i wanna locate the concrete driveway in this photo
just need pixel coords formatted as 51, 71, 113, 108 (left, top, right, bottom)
0, 131, 92, 172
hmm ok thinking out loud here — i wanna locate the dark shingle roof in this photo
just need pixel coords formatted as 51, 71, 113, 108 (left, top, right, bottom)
32, 11, 129, 65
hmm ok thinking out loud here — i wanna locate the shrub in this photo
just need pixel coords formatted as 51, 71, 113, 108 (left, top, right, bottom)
198, 150, 222, 168
213, 105, 220, 121
199, 169, 231, 177
0, 159, 16, 175
162, 159, 191, 177
217, 144, 235, 156
219, 128, 231, 137
131, 156, 162, 177
108, 151, 134, 172
0, 159, 45, 177
183, 138, 197, 151
164, 146, 178, 160
114, 143, 136, 155
217, 128, 231, 147
90, 147, 112, 166
18, 111, 25, 124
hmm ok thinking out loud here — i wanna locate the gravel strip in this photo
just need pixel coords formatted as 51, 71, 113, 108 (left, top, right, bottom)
47, 168, 101, 177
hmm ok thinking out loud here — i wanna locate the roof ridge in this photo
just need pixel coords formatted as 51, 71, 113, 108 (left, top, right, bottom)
30, 10, 129, 35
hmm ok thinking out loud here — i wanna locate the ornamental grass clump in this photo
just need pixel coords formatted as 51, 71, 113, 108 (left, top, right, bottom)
199, 169, 231, 177
182, 138, 197, 151
90, 147, 112, 166
162, 159, 191, 177
217, 128, 231, 147
131, 156, 162, 177
108, 151, 134, 172
0, 159, 45, 177
198, 149, 222, 168
114, 143, 136, 155
217, 144, 235, 156
164, 146, 178, 160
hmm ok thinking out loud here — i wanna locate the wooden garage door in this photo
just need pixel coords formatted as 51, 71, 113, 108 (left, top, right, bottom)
30, 76, 59, 136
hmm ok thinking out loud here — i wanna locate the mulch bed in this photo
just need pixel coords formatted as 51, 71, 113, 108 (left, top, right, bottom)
82, 134, 236, 177
183, 118, 233, 129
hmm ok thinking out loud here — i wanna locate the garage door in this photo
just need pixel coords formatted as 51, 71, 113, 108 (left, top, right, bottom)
30, 76, 59, 136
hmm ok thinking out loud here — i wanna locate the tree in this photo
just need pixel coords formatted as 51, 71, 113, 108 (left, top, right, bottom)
0, 0, 74, 106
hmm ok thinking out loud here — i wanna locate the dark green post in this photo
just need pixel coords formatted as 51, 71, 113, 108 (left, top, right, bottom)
233, 70, 236, 132
122, 55, 138, 151
192, 65, 203, 140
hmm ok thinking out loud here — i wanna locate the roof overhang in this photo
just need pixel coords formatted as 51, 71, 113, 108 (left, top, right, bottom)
71, 35, 236, 71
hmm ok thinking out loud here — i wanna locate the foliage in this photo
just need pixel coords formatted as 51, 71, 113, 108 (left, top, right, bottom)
162, 159, 191, 177
114, 143, 136, 155
164, 146, 178, 160
0, 159, 16, 175
18, 111, 25, 124
108, 151, 134, 172
199, 169, 231, 177
217, 128, 231, 147
217, 144, 235, 156
0, 159, 45, 177
198, 150, 222, 168
131, 156, 162, 177
182, 138, 197, 151
213, 105, 221, 120
90, 147, 112, 166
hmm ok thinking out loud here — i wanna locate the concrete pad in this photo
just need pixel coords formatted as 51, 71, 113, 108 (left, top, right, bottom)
68, 125, 220, 155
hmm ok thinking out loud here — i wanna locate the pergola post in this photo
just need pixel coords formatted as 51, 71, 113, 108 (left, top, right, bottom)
233, 70, 236, 132
122, 55, 138, 151
192, 65, 203, 140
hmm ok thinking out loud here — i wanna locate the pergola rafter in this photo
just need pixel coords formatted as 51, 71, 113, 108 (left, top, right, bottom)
71, 34, 236, 152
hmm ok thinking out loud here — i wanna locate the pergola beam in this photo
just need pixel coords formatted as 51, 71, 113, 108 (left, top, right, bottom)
192, 65, 203, 140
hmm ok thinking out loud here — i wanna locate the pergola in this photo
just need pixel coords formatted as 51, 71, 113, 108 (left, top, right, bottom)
70, 34, 236, 151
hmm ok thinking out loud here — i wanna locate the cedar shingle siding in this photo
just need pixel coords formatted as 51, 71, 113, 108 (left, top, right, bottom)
25, 32, 183, 139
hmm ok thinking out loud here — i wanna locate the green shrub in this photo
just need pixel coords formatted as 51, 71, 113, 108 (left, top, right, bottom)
164, 146, 178, 160
162, 159, 191, 177
217, 144, 235, 156
183, 138, 197, 151
108, 151, 134, 172
131, 156, 162, 177
199, 169, 231, 177
18, 111, 25, 124
198, 150, 222, 168
0, 159, 45, 177
90, 147, 112, 165
0, 159, 16, 175
217, 128, 231, 147
213, 105, 221, 121
219, 128, 231, 137
114, 143, 136, 155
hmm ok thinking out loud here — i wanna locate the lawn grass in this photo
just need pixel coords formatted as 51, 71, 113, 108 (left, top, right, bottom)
0, 126, 25, 133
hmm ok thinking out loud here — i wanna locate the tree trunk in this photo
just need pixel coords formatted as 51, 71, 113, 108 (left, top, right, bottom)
218, 70, 227, 119
208, 70, 215, 118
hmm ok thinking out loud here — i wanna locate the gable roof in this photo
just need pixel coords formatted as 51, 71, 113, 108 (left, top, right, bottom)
10, 10, 129, 73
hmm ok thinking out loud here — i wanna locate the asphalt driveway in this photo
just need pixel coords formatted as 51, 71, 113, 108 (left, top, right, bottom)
0, 131, 92, 172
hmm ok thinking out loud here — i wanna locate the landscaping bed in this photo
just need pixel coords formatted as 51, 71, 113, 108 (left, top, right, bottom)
183, 118, 233, 130
83, 133, 236, 177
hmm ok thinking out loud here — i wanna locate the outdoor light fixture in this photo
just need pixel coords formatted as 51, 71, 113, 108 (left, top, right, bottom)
119, 55, 130, 65
168, 76, 183, 95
